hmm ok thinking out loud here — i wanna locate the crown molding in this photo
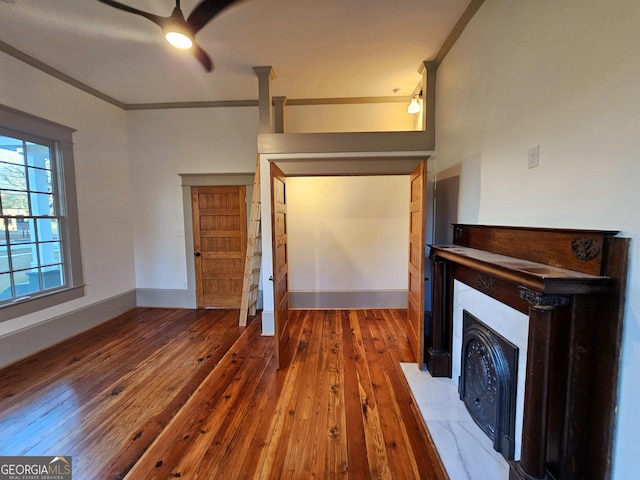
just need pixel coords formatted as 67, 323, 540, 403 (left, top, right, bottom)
0, 39, 125, 109
434, 0, 486, 66
124, 100, 258, 110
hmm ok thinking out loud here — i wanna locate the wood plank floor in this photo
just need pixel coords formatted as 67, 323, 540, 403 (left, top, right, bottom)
0, 308, 446, 480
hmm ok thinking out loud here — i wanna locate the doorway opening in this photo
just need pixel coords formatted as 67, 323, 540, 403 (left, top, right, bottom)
180, 173, 255, 309
263, 156, 429, 369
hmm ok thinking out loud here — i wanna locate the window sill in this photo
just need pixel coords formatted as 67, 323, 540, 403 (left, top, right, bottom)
0, 284, 85, 322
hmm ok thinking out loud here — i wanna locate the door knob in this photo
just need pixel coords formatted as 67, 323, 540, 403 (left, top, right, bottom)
194, 252, 201, 257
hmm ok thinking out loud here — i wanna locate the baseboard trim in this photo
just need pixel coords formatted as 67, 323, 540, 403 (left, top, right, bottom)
135, 288, 263, 311
0, 290, 137, 368
136, 288, 196, 309
261, 310, 275, 336
289, 290, 408, 309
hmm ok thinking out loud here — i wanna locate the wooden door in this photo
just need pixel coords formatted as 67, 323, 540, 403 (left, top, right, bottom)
407, 160, 427, 366
192, 186, 247, 308
270, 162, 291, 369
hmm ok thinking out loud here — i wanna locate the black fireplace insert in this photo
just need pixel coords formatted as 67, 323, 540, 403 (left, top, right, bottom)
458, 310, 518, 460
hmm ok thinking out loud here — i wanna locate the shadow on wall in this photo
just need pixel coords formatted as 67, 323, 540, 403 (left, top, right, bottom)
434, 170, 460, 244
425, 167, 460, 335
433, 152, 482, 243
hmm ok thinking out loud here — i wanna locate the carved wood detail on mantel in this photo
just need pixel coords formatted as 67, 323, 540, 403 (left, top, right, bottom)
517, 287, 570, 310
427, 224, 629, 480
476, 273, 496, 295
571, 237, 601, 261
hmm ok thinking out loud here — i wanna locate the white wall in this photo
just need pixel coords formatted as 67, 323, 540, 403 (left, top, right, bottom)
285, 102, 415, 133
0, 53, 136, 338
126, 108, 259, 298
287, 175, 409, 292
433, 1, 640, 478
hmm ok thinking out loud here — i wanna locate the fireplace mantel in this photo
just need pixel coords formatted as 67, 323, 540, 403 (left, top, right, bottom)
430, 245, 610, 295
427, 225, 629, 480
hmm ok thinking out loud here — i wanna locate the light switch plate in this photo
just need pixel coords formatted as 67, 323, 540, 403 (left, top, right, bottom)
528, 145, 540, 169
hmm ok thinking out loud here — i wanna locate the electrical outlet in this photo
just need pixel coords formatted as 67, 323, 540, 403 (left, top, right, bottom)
177, 228, 185, 237
528, 145, 540, 169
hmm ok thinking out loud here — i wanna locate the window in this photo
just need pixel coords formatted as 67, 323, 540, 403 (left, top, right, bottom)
0, 105, 83, 320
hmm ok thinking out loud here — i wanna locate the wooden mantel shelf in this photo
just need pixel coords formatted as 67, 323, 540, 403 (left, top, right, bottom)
426, 224, 629, 480
429, 244, 610, 295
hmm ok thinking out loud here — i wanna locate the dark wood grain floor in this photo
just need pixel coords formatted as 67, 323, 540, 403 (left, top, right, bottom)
0, 308, 446, 480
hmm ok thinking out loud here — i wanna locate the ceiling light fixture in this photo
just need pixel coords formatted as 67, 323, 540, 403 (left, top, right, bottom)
162, 18, 194, 49
165, 30, 193, 49
408, 92, 422, 115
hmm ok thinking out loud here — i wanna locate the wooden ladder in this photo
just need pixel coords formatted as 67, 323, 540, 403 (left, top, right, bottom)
239, 159, 262, 326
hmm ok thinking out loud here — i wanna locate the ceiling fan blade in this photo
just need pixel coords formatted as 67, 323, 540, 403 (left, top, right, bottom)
187, 0, 241, 33
192, 43, 214, 72
95, 0, 166, 28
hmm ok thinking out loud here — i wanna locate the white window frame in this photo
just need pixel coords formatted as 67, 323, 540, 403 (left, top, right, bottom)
0, 105, 84, 321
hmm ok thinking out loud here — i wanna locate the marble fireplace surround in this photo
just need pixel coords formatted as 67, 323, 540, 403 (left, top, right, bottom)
424, 225, 629, 480
452, 281, 529, 460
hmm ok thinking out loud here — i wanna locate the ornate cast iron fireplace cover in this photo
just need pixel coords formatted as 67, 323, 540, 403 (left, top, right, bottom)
458, 310, 518, 460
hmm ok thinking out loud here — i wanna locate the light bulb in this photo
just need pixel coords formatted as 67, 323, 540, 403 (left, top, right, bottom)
408, 97, 421, 115
165, 31, 193, 49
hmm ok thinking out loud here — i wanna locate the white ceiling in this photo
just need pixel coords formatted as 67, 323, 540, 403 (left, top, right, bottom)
0, 0, 471, 105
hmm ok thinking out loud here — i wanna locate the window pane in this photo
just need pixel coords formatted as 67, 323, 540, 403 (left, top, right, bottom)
0, 272, 11, 300
0, 246, 8, 273
0, 135, 24, 166
13, 267, 40, 296
30, 192, 55, 216
37, 218, 59, 242
25, 142, 51, 169
1, 191, 29, 216
11, 218, 34, 244
39, 242, 62, 266
0, 219, 8, 246
28, 167, 53, 194
42, 265, 63, 290
10, 243, 34, 271
0, 163, 27, 191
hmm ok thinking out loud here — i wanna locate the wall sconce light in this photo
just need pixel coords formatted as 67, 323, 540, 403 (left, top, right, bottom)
408, 92, 422, 114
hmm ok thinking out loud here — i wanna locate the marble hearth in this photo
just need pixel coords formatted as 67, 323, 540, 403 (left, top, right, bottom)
402, 280, 529, 479
402, 362, 508, 480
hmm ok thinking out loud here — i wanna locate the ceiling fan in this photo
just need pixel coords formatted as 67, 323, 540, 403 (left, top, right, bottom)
96, 0, 241, 72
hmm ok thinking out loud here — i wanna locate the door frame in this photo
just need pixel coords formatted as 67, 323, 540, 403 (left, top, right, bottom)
176, 173, 255, 309
260, 153, 432, 368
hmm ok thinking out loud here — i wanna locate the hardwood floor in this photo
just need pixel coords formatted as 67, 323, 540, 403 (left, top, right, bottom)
0, 308, 446, 480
